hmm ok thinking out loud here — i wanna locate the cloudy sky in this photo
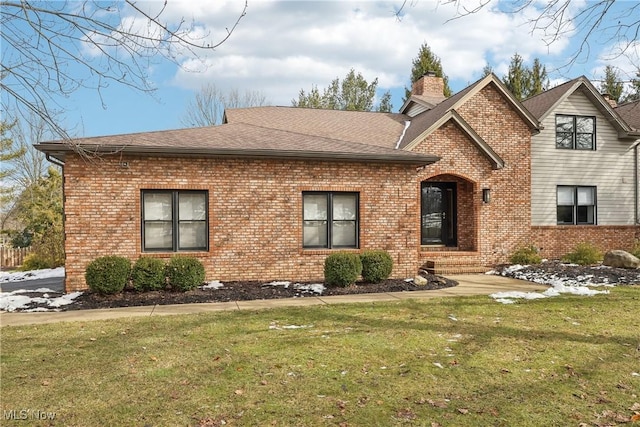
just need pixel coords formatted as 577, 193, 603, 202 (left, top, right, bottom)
6, 0, 640, 138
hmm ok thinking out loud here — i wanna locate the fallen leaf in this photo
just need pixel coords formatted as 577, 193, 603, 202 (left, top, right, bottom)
458, 408, 469, 414
234, 389, 243, 395
631, 414, 640, 422
41, 380, 50, 386
629, 403, 640, 411
500, 368, 511, 373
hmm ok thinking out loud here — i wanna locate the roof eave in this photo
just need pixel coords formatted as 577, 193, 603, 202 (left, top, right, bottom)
34, 143, 440, 166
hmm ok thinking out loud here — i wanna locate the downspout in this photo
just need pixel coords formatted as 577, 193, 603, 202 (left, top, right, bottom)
633, 144, 640, 224
46, 154, 65, 168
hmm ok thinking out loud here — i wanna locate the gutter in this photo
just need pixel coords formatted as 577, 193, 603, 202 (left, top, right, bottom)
35, 144, 440, 166
46, 154, 65, 168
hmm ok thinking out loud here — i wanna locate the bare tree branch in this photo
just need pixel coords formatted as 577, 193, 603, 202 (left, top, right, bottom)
0, 0, 248, 152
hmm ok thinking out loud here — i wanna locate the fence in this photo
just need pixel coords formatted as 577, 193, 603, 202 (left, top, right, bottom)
0, 247, 32, 270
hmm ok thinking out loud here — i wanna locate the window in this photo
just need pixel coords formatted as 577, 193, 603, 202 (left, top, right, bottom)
556, 115, 595, 150
142, 190, 208, 251
303, 192, 359, 249
557, 186, 596, 225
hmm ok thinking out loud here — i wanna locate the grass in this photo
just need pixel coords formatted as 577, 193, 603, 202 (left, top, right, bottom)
1, 288, 640, 426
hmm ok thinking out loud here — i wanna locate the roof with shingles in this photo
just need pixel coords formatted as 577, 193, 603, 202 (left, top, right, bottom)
36, 121, 438, 165
615, 99, 640, 131
224, 106, 408, 149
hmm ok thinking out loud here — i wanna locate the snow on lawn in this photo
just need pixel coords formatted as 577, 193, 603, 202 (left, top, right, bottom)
0, 267, 65, 282
487, 263, 611, 304
0, 268, 74, 312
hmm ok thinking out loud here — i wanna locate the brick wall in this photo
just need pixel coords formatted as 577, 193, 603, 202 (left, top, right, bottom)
532, 225, 640, 259
62, 156, 420, 291
411, 84, 534, 265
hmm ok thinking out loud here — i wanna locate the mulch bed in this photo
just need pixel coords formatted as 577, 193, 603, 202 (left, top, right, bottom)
66, 274, 458, 311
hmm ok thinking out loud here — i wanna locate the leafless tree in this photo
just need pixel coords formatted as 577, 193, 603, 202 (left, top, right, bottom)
182, 84, 269, 127
395, 0, 639, 68
1, 0, 247, 143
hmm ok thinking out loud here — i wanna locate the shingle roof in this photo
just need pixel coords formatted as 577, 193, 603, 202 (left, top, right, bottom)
615, 99, 640, 131
36, 121, 438, 165
224, 106, 408, 148
521, 78, 576, 119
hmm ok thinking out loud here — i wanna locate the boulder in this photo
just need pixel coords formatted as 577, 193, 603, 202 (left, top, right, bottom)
413, 275, 429, 286
603, 250, 640, 269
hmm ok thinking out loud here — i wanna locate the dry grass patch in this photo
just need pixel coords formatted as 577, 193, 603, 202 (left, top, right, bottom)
1, 287, 639, 426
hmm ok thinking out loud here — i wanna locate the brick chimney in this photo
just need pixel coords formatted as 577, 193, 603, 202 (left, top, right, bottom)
411, 71, 445, 98
601, 93, 617, 108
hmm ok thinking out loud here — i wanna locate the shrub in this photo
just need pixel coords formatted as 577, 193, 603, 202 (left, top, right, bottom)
360, 250, 393, 283
509, 245, 542, 265
20, 253, 51, 271
562, 242, 602, 265
85, 256, 131, 295
131, 257, 166, 291
630, 240, 640, 259
324, 252, 362, 287
166, 256, 205, 291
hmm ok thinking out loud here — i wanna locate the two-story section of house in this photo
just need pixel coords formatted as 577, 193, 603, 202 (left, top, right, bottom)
522, 77, 640, 258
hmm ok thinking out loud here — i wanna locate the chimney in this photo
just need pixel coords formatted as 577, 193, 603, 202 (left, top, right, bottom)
601, 93, 617, 108
411, 71, 446, 100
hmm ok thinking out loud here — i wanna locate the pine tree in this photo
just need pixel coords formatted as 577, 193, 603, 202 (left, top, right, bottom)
503, 53, 530, 101
529, 58, 549, 97
599, 65, 624, 102
404, 42, 452, 101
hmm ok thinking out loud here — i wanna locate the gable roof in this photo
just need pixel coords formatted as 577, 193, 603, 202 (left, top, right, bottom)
35, 121, 439, 166
401, 74, 539, 149
522, 76, 636, 139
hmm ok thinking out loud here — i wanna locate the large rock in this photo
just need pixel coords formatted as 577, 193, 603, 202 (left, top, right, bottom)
603, 250, 640, 269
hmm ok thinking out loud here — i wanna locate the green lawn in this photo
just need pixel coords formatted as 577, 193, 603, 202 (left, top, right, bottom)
1, 287, 639, 426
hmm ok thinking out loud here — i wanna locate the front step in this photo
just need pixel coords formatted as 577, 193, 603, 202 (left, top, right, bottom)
421, 255, 491, 275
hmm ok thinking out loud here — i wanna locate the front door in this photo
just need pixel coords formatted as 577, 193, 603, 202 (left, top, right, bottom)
421, 182, 457, 246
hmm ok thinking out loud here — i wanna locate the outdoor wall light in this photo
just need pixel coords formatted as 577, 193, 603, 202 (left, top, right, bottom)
482, 188, 491, 204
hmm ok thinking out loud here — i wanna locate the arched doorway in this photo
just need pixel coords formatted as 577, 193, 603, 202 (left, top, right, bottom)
421, 182, 457, 246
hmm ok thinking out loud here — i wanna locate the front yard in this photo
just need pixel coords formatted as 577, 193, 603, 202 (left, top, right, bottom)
1, 287, 639, 426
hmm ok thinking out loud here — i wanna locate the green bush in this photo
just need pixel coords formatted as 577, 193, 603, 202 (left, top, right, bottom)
509, 245, 542, 265
166, 256, 205, 291
131, 257, 166, 291
85, 256, 131, 295
20, 253, 52, 271
629, 241, 640, 259
562, 242, 602, 265
324, 252, 362, 287
360, 250, 393, 283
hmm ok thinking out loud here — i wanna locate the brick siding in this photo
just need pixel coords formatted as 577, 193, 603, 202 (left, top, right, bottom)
62, 156, 420, 291
412, 84, 534, 265
532, 225, 640, 259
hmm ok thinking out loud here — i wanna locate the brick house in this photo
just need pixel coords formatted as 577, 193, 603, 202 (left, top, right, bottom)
36, 74, 640, 292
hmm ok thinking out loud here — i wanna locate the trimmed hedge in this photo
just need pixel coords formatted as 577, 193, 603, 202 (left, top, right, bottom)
131, 257, 166, 291
324, 252, 362, 287
166, 256, 205, 291
85, 256, 131, 295
360, 250, 393, 283
509, 245, 542, 265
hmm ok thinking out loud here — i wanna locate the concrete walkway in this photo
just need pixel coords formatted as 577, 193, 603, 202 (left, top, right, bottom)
0, 275, 548, 327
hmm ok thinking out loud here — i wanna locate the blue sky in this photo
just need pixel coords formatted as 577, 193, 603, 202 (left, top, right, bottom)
3, 0, 639, 139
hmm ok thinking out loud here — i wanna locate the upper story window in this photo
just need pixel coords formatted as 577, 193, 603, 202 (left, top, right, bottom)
142, 190, 208, 252
557, 186, 596, 225
556, 115, 596, 150
556, 114, 596, 150
303, 192, 359, 249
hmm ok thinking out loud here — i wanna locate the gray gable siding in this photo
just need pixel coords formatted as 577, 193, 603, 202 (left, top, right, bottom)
531, 91, 636, 225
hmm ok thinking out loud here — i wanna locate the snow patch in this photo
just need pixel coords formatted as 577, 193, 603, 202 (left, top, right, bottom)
0, 267, 65, 283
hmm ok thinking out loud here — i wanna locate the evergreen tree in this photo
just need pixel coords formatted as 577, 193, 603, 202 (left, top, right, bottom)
599, 65, 624, 102
292, 69, 391, 112
404, 42, 452, 101
622, 68, 640, 103
503, 53, 530, 101
529, 58, 549, 97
